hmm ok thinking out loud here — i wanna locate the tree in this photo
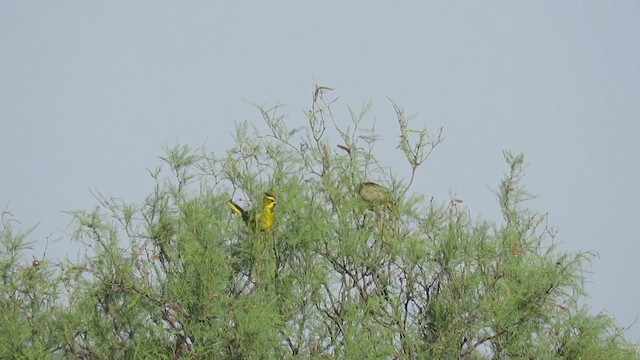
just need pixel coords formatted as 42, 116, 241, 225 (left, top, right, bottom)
1, 87, 637, 359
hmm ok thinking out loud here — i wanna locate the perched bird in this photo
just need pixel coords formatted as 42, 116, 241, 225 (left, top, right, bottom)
358, 182, 394, 210
227, 193, 277, 231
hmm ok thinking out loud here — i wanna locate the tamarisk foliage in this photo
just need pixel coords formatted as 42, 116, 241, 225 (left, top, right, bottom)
1, 88, 636, 359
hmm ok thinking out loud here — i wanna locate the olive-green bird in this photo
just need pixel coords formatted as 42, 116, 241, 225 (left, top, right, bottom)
358, 182, 394, 210
227, 193, 277, 231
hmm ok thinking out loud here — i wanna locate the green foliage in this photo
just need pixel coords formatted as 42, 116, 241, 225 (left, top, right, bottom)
1, 87, 638, 359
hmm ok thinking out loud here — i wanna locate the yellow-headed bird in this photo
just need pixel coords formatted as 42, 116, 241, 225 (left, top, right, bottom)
227, 193, 277, 231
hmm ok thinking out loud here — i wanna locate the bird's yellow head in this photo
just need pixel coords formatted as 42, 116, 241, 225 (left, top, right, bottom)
263, 193, 277, 211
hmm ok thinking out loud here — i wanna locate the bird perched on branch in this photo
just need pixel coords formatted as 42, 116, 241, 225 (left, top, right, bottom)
358, 182, 394, 210
227, 193, 277, 231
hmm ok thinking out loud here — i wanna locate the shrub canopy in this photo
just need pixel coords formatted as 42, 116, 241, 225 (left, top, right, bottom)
1, 88, 637, 359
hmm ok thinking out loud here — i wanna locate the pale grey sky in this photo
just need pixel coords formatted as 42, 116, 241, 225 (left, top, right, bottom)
1, 2, 639, 341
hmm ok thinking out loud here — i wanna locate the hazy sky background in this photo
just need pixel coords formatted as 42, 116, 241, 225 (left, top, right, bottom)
2, 2, 639, 341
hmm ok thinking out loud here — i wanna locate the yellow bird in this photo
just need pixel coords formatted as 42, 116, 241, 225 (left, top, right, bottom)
227, 193, 277, 231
